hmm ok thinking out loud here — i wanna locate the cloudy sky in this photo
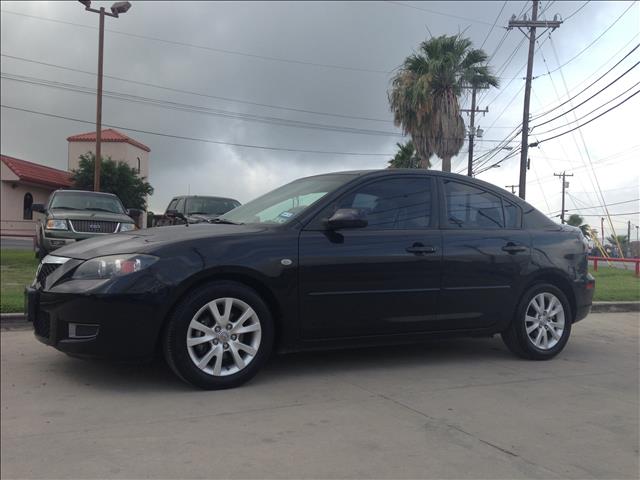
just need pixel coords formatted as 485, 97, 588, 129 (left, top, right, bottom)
1, 1, 638, 239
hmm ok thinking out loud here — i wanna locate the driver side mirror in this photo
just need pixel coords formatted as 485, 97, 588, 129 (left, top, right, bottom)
324, 208, 368, 230
32, 204, 46, 213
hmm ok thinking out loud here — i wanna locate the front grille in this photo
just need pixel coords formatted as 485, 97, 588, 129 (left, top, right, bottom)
34, 310, 51, 339
37, 263, 61, 285
70, 220, 118, 234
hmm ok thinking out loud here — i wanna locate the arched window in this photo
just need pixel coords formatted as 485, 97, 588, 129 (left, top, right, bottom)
137, 156, 141, 174
23, 193, 33, 220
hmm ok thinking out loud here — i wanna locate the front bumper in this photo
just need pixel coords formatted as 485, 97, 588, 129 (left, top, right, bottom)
25, 283, 170, 360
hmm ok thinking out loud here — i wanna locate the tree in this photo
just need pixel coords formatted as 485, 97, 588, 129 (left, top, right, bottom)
566, 214, 591, 237
71, 152, 154, 210
389, 34, 498, 172
606, 234, 628, 257
387, 141, 422, 169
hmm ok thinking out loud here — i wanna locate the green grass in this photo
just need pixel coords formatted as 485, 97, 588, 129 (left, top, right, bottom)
1, 249, 38, 313
590, 266, 640, 302
0, 248, 638, 312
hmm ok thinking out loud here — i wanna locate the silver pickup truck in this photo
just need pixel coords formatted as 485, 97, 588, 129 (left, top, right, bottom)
33, 190, 138, 259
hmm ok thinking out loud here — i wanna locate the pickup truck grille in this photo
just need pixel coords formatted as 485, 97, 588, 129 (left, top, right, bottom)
70, 220, 118, 234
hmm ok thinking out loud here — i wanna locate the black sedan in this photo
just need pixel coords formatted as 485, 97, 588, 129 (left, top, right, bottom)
26, 170, 595, 389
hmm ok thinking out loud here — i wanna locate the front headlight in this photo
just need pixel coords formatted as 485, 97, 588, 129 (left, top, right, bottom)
72, 254, 158, 280
119, 223, 137, 232
46, 219, 68, 230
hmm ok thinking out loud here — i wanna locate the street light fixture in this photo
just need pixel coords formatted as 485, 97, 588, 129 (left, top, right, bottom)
79, 0, 132, 192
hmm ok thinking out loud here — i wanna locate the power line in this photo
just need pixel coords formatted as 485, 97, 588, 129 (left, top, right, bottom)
538, 1, 638, 77
0, 104, 398, 156
563, 198, 640, 212
0, 53, 393, 123
385, 1, 499, 26
480, 1, 508, 49
533, 81, 640, 136
564, 1, 591, 21
0, 9, 390, 74
531, 42, 640, 121
534, 79, 639, 144
1, 72, 405, 138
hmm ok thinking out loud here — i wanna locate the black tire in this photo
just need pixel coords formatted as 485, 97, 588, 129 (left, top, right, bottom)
501, 283, 572, 360
163, 281, 274, 389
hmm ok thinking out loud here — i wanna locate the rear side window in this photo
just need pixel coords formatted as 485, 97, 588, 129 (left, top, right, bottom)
317, 177, 432, 230
503, 201, 521, 229
444, 180, 504, 229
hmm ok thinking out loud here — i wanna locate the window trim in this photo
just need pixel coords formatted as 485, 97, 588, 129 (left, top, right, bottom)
438, 177, 523, 230
304, 174, 438, 231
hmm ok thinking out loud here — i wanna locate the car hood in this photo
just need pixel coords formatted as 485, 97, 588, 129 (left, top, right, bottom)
50, 223, 269, 260
187, 213, 220, 223
49, 209, 134, 224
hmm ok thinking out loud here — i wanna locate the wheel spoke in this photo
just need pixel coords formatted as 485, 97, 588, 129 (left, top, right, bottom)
541, 329, 548, 349
190, 320, 214, 336
534, 328, 544, 347
197, 346, 217, 370
229, 343, 246, 370
531, 296, 543, 314
233, 323, 260, 335
187, 334, 214, 347
234, 307, 255, 328
236, 342, 257, 356
547, 325, 561, 340
212, 346, 223, 375
526, 322, 539, 334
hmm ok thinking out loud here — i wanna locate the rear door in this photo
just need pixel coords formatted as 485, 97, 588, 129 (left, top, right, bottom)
298, 175, 442, 339
439, 178, 531, 329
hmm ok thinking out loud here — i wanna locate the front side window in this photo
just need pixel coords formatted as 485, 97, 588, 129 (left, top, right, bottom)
444, 180, 504, 229
49, 192, 125, 214
175, 198, 186, 214
316, 177, 432, 230
220, 174, 358, 225
167, 199, 178, 211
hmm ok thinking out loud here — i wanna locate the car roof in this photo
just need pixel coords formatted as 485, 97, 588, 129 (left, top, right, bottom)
53, 189, 119, 197
171, 195, 239, 201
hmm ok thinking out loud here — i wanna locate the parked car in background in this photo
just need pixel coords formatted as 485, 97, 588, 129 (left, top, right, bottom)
154, 195, 241, 226
33, 190, 137, 259
26, 170, 594, 389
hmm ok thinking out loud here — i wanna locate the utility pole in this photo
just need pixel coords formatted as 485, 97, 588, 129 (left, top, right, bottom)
601, 217, 605, 245
505, 185, 518, 194
628, 220, 632, 257
553, 171, 573, 224
462, 85, 488, 177
508, 0, 562, 199
80, 1, 132, 191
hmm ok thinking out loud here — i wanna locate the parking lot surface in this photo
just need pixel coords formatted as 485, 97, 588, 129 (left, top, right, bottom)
1, 312, 638, 479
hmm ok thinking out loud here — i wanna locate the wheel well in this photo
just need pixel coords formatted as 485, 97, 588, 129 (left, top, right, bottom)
527, 273, 577, 321
155, 273, 284, 356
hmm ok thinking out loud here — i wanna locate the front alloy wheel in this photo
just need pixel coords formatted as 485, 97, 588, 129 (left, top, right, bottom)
186, 297, 262, 376
164, 282, 273, 389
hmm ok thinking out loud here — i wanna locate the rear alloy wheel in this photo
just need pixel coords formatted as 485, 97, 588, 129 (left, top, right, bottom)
502, 283, 572, 360
164, 282, 273, 389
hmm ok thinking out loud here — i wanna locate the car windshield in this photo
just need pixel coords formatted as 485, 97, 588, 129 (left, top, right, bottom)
49, 192, 125, 214
186, 197, 240, 216
220, 173, 357, 225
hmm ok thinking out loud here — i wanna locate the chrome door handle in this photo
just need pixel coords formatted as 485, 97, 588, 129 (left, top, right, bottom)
502, 243, 527, 254
406, 243, 437, 255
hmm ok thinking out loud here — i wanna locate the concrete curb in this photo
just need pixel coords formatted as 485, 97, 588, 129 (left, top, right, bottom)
2, 302, 638, 330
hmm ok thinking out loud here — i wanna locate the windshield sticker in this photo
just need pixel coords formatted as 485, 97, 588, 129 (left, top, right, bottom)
279, 211, 294, 218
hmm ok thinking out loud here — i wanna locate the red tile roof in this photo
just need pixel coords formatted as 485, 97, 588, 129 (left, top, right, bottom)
67, 128, 151, 152
1, 155, 72, 188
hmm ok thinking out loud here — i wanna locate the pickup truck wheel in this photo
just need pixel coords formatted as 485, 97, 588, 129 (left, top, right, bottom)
163, 281, 274, 389
501, 283, 572, 360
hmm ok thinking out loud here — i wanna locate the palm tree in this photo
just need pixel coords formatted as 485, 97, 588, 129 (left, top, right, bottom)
388, 141, 422, 169
566, 214, 591, 237
389, 34, 498, 172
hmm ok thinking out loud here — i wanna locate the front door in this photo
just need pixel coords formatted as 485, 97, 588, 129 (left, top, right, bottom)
438, 178, 531, 329
298, 176, 441, 340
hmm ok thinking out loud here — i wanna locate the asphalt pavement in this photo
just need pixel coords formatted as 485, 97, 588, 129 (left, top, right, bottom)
1, 312, 638, 479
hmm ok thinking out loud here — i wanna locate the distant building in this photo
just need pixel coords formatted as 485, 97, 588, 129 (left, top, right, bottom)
0, 155, 72, 237
1, 129, 151, 237
67, 128, 150, 180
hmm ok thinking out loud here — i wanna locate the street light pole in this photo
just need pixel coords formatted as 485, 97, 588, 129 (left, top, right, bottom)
79, 1, 132, 192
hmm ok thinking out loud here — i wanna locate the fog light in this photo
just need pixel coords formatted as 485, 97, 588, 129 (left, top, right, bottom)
68, 323, 99, 339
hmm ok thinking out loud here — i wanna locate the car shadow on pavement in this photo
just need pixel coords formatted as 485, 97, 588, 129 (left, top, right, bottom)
48, 335, 512, 392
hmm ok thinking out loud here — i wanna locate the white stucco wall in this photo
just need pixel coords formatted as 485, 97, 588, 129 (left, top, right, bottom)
1, 163, 53, 236
68, 141, 149, 179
